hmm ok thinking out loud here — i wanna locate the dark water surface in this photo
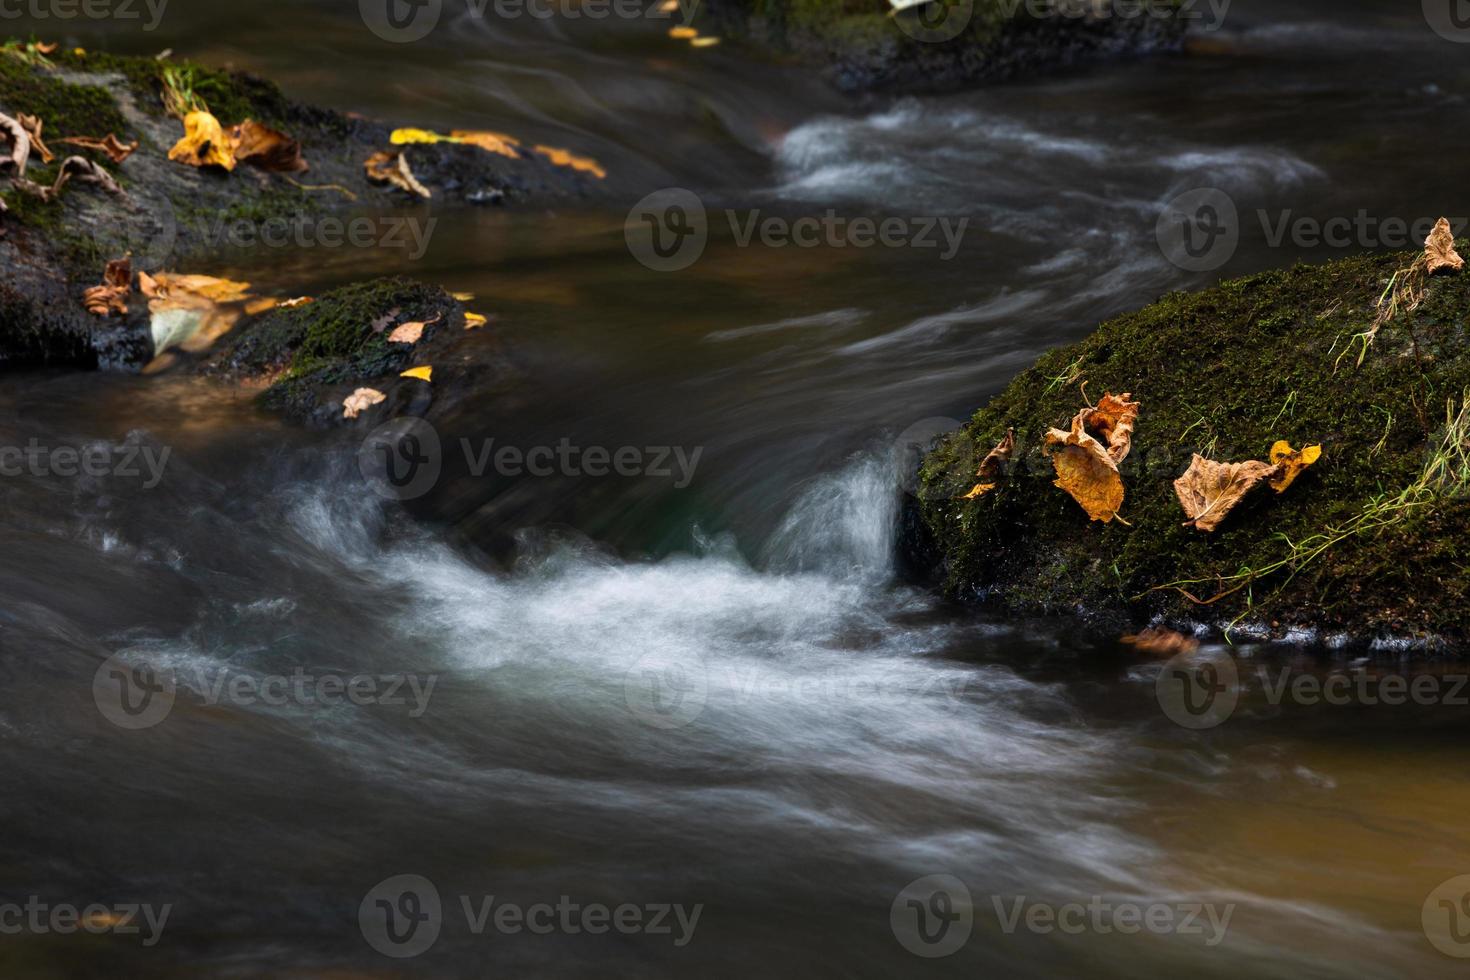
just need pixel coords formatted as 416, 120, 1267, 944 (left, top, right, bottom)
4, 2, 1470, 976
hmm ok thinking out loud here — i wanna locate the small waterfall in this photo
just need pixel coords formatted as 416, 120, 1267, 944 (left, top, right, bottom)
760, 453, 899, 582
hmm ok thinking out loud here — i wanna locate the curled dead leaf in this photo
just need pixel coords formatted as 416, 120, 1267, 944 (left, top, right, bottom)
1043, 394, 1139, 523
168, 110, 235, 170
0, 112, 31, 176
14, 155, 123, 202
1121, 627, 1199, 658
281, 296, 313, 309
56, 133, 139, 164
463, 311, 488, 330
17, 113, 53, 164
145, 272, 255, 354
83, 257, 131, 317
1174, 454, 1277, 532
1425, 217, 1464, 275
957, 428, 1016, 501
343, 387, 387, 419
229, 119, 307, 173
1268, 440, 1322, 493
364, 150, 430, 198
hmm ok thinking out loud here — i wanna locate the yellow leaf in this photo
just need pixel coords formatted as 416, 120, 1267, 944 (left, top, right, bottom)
343, 387, 387, 419
401, 366, 433, 382
1268, 440, 1322, 493
959, 483, 995, 501
168, 110, 235, 170
391, 127, 453, 145
690, 36, 721, 47
1425, 217, 1464, 275
463, 312, 488, 330
451, 291, 475, 302
669, 26, 698, 38
1043, 394, 1138, 523
1173, 455, 1277, 532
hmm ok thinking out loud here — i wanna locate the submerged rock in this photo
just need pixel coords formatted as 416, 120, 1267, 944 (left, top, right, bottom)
698, 0, 1187, 93
908, 246, 1470, 647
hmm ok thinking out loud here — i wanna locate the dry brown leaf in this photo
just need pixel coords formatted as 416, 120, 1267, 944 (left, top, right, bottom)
17, 113, 53, 164
1267, 440, 1322, 493
15, 155, 123, 203
137, 269, 160, 298
450, 130, 521, 160
1121, 627, 1199, 658
387, 313, 440, 345
343, 387, 387, 419
145, 272, 255, 353
83, 257, 131, 317
55, 133, 139, 164
281, 296, 313, 309
364, 150, 430, 198
0, 112, 31, 176
229, 119, 308, 173
168, 110, 235, 170
1425, 217, 1464, 275
1174, 454, 1277, 532
1085, 392, 1140, 464
958, 428, 1015, 501
463, 311, 488, 330
1043, 394, 1139, 523
532, 144, 607, 180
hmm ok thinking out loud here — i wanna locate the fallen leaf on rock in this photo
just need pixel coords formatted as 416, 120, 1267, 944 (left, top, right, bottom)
14, 155, 124, 202
169, 110, 235, 170
451, 130, 521, 159
532, 144, 606, 180
1425, 217, 1464, 275
1044, 394, 1139, 523
1174, 454, 1277, 532
364, 150, 430, 198
1085, 392, 1140, 464
400, 366, 433, 382
958, 428, 1015, 501
463, 312, 488, 330
55, 133, 139, 163
137, 269, 160, 298
229, 119, 308, 173
144, 272, 255, 354
451, 291, 475, 302
17, 114, 53, 163
343, 387, 386, 419
388, 313, 440, 345
690, 36, 721, 47
0, 112, 31, 175
281, 296, 313, 308
1268, 440, 1322, 493
83, 257, 131, 316
1121, 627, 1199, 658
669, 26, 697, 38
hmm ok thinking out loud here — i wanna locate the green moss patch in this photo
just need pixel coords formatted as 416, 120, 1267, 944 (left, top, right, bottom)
0, 54, 129, 135
915, 247, 1470, 642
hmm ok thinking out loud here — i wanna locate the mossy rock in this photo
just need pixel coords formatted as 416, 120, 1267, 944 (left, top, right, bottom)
910, 247, 1470, 646
698, 0, 1186, 92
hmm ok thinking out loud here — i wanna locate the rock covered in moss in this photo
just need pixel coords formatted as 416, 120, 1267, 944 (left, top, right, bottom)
909, 246, 1470, 646
698, 0, 1186, 93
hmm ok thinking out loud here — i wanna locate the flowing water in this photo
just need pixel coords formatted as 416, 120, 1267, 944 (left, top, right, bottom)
5, 1, 1470, 976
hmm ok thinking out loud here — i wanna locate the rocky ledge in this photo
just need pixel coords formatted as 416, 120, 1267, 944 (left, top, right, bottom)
697, 0, 1187, 93
0, 42, 608, 371
906, 242, 1470, 648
